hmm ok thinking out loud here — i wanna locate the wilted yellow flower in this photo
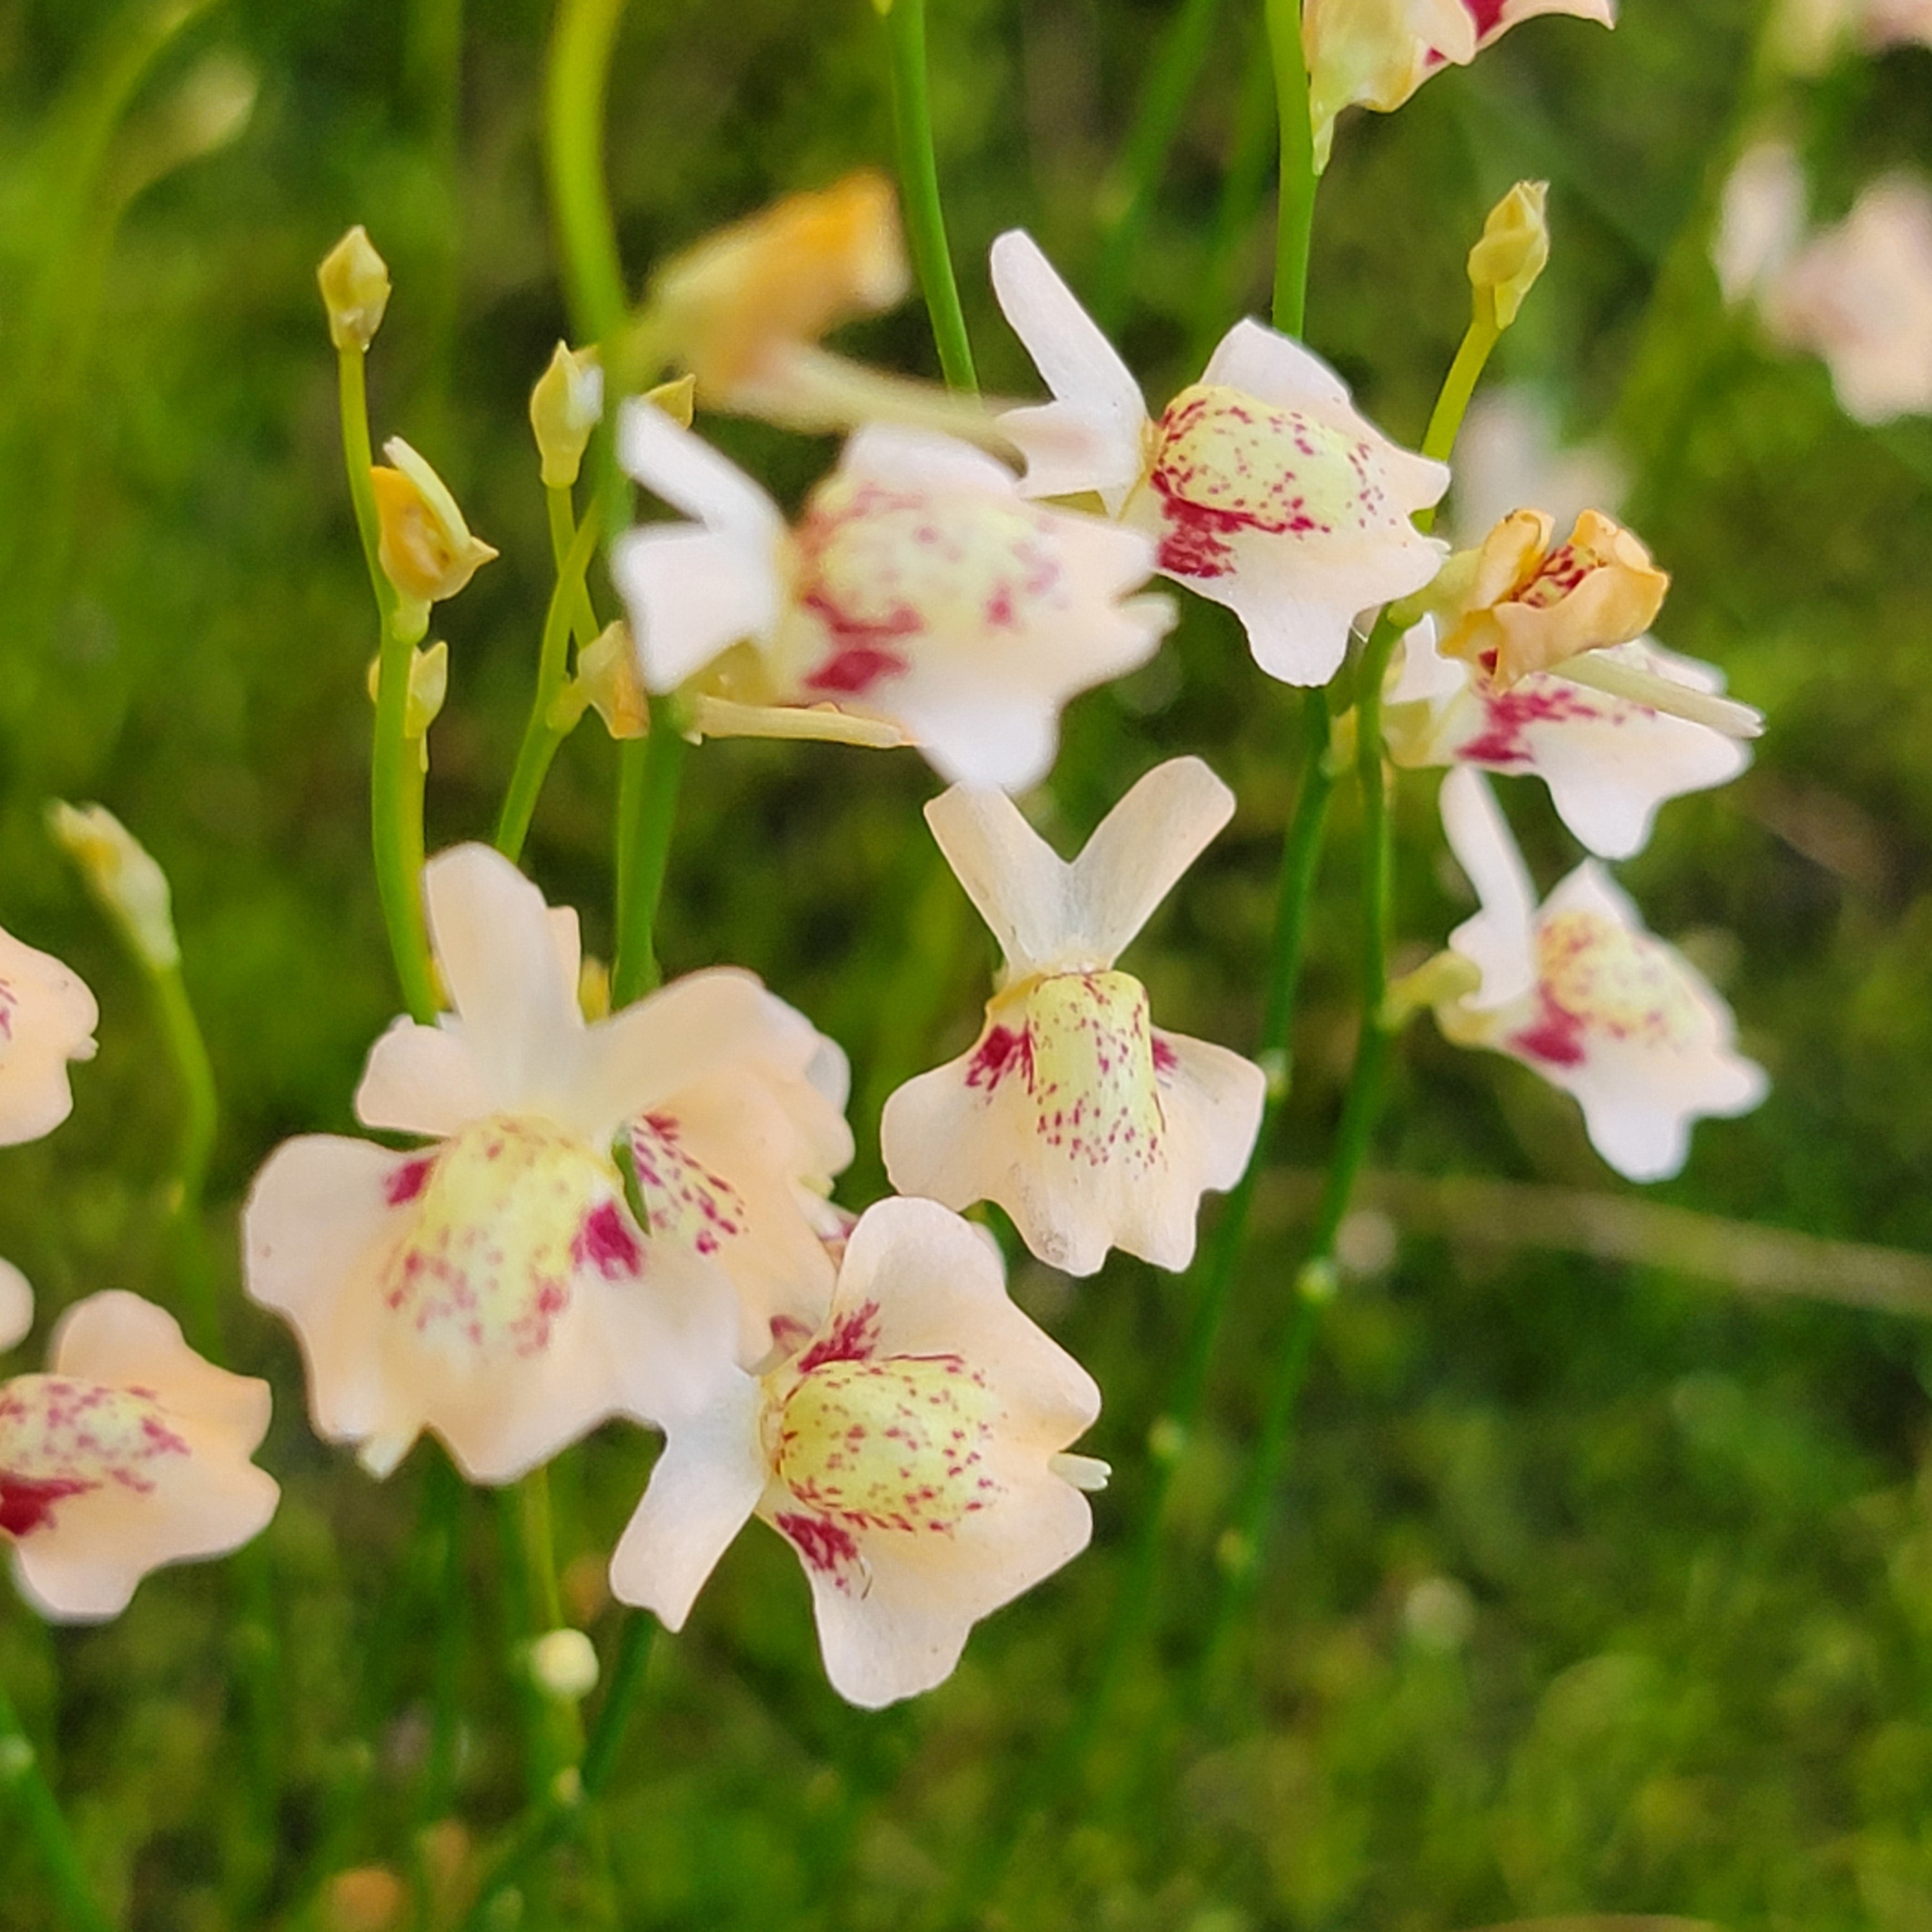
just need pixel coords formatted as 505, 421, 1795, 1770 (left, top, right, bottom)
369, 438, 497, 632
1468, 180, 1550, 328
1433, 508, 1667, 687
651, 172, 909, 406
317, 225, 391, 353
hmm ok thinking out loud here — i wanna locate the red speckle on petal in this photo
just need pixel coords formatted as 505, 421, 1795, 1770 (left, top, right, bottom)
1457, 682, 1605, 767
1464, 0, 1508, 37
801, 639, 910, 695
796, 1302, 883, 1373
572, 1200, 643, 1278
967, 1023, 1034, 1094
385, 1156, 434, 1206
1510, 991, 1588, 1068
0, 1474, 93, 1537
775, 1510, 861, 1577
1152, 1036, 1179, 1074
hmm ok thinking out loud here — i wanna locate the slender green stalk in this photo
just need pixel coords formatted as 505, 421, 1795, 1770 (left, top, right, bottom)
1094, 0, 1226, 326
547, 483, 602, 652
883, 0, 978, 392
546, 0, 631, 346
148, 961, 220, 1351
495, 506, 602, 863
0, 1670, 117, 1932
1420, 308, 1501, 475
579, 1616, 654, 1794
610, 698, 688, 1004
1265, 0, 1317, 339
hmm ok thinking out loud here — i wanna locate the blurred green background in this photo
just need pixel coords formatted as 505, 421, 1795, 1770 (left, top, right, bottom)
4, 0, 1932, 1926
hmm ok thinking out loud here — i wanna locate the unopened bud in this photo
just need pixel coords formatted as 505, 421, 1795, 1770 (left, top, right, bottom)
365, 641, 449, 764
529, 1627, 599, 1703
370, 438, 497, 632
1468, 180, 1550, 329
48, 801, 179, 972
646, 373, 697, 428
554, 621, 648, 741
529, 343, 604, 489
577, 956, 611, 1022
318, 225, 392, 352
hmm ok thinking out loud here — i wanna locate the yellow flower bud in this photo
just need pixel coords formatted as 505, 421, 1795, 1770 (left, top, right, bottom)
369, 438, 498, 623
529, 343, 604, 490
318, 225, 391, 353
651, 171, 909, 403
365, 639, 449, 743
555, 622, 649, 741
47, 802, 179, 973
1435, 508, 1670, 688
1468, 180, 1550, 329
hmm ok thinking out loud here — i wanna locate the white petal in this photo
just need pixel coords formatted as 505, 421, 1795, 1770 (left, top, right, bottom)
610, 525, 784, 692
1135, 1031, 1268, 1266
987, 229, 1147, 511
0, 1258, 30, 1353
422, 845, 584, 1115
617, 396, 786, 542
0, 926, 98, 1147
923, 785, 1072, 981
1200, 316, 1351, 411
1070, 756, 1235, 964
355, 1018, 492, 1138
606, 1372, 765, 1630
838, 424, 1022, 495
1440, 768, 1539, 1009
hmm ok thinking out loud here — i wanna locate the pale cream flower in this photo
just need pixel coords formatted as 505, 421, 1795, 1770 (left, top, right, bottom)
0, 922, 97, 1147
1384, 619, 1752, 858
1774, 0, 1932, 71
243, 844, 845, 1482
608, 1195, 1104, 1709
1714, 140, 1807, 308
529, 343, 604, 490
988, 230, 1448, 688
612, 403, 1173, 791
0, 1259, 31, 1353
1763, 174, 1932, 425
369, 438, 498, 637
879, 758, 1264, 1275
1, 1292, 278, 1621
1431, 767, 1767, 1180
1303, 0, 1616, 170
318, 225, 391, 352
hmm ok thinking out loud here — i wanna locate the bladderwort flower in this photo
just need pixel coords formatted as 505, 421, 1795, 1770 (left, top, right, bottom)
879, 757, 1265, 1275
0, 921, 98, 1146
1303, 0, 1616, 170
611, 402, 1175, 790
369, 438, 499, 643
1384, 619, 1753, 859
243, 843, 850, 1483
0, 1290, 278, 1622
608, 1195, 1106, 1709
987, 231, 1448, 689
1424, 766, 1767, 1180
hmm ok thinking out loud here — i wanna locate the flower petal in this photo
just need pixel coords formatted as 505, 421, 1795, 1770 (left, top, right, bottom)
922, 784, 1073, 981
1199, 316, 1352, 413
0, 1259, 30, 1355
1440, 767, 1539, 1009
611, 526, 788, 692
617, 396, 787, 542
355, 1018, 493, 1138
0, 926, 98, 1147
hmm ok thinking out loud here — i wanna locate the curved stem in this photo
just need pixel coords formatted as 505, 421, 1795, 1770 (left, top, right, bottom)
1265, 0, 1317, 338
0, 1669, 117, 1932
883, 0, 977, 392
1420, 307, 1501, 475
495, 503, 602, 863
546, 0, 631, 346
149, 960, 220, 1351
610, 698, 688, 1004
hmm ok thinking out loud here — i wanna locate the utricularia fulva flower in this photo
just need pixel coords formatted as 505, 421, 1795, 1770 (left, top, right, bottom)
610, 1196, 1106, 1709
989, 231, 1448, 688
613, 402, 1173, 790
243, 843, 850, 1483
0, 919, 97, 1146
881, 757, 1265, 1275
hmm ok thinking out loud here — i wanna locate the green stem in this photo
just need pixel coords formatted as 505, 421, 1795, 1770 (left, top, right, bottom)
1093, 0, 1226, 327
1265, 0, 1316, 338
579, 1615, 654, 1795
0, 1669, 117, 1932
883, 0, 978, 392
495, 504, 602, 863
546, 0, 631, 347
610, 697, 688, 1005
1419, 306, 1501, 477
548, 483, 602, 652
148, 961, 220, 1353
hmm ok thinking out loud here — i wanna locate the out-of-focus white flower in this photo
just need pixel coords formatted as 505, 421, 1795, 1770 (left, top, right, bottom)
1714, 140, 1807, 307
1302, 0, 1616, 170
608, 1195, 1105, 1709
612, 404, 1173, 792
1384, 619, 1752, 858
0, 1260, 32, 1353
988, 230, 1448, 689
1763, 174, 1932, 424
1430, 767, 1767, 1180
1774, 0, 1932, 72
0, 923, 97, 1147
1447, 387, 1626, 551
1, 1293, 278, 1622
879, 758, 1264, 1275
243, 844, 843, 1483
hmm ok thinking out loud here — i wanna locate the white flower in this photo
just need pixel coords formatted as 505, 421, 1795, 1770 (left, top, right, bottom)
611, 405, 1174, 792
608, 1196, 1105, 1709
243, 843, 847, 1483
1432, 767, 1767, 1180
1714, 141, 1807, 309
0, 1259, 32, 1353
1763, 173, 1932, 424
988, 231, 1448, 688
1302, 0, 1616, 171
0, 923, 98, 1147
1385, 619, 1752, 859
879, 757, 1265, 1275
1, 1292, 278, 1622
1446, 387, 1626, 551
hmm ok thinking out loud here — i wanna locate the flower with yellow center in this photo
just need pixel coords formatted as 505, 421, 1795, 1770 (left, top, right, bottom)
879, 757, 1265, 1275
608, 1195, 1106, 1709
612, 403, 1174, 790
0, 921, 96, 1147
243, 843, 850, 1481
1427, 767, 1766, 1180
987, 230, 1449, 688
1, 1291, 278, 1621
